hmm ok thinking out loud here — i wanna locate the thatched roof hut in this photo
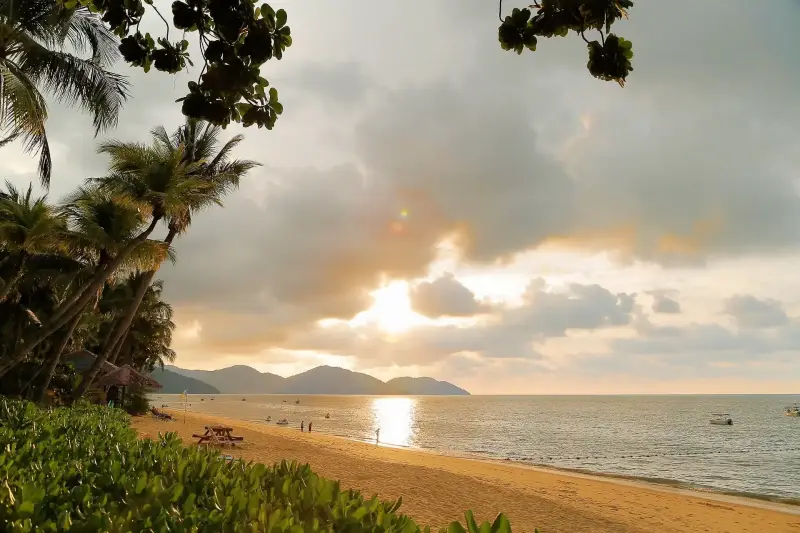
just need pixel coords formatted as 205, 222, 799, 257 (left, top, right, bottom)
64, 351, 162, 407
65, 350, 118, 374
96, 365, 162, 389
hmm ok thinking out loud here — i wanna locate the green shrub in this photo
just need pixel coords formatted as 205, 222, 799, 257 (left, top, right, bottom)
123, 386, 150, 415
0, 399, 516, 532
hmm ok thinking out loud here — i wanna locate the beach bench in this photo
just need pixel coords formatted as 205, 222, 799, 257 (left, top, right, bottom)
193, 425, 244, 448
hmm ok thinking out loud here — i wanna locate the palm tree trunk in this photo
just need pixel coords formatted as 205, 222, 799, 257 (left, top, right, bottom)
50, 250, 112, 325
34, 312, 83, 403
75, 228, 176, 400
0, 216, 161, 378
0, 255, 26, 301
108, 327, 129, 365
100, 229, 176, 362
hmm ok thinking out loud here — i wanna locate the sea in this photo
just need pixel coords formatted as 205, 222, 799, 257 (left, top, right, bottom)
153, 393, 800, 501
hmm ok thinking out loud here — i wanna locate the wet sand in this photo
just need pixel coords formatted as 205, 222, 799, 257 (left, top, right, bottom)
132, 410, 800, 533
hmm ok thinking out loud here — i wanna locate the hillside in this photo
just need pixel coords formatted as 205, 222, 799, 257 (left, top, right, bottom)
279, 366, 386, 395
149, 367, 219, 394
166, 365, 284, 393
165, 364, 470, 395
385, 376, 470, 396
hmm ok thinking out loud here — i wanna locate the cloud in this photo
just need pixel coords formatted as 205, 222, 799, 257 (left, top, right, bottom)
410, 273, 488, 317
3, 0, 800, 391
650, 292, 682, 314
723, 295, 790, 329
279, 279, 636, 367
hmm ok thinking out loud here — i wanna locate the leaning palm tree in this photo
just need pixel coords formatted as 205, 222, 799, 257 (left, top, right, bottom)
90, 119, 258, 371
0, 185, 164, 378
70, 138, 219, 399
0, 0, 129, 185
0, 180, 66, 300
28, 188, 169, 399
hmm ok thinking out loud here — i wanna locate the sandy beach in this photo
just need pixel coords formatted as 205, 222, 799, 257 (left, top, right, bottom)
133, 410, 800, 533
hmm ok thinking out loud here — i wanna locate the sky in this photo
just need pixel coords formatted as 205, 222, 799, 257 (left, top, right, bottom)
4, 0, 800, 394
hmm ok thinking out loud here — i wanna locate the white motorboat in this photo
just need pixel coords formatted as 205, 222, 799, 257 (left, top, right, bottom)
785, 405, 800, 417
276, 419, 289, 426
710, 413, 733, 425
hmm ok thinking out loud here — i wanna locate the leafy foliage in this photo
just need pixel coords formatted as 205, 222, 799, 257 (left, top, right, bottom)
0, 0, 130, 185
65, 0, 291, 130
0, 399, 516, 532
0, 118, 255, 401
498, 0, 634, 86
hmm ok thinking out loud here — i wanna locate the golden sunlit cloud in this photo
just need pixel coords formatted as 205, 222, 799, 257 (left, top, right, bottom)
175, 320, 202, 341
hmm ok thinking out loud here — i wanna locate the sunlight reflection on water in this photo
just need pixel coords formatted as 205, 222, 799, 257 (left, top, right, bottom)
371, 397, 416, 446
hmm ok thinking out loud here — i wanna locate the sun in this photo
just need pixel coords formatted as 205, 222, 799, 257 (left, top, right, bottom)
351, 281, 426, 333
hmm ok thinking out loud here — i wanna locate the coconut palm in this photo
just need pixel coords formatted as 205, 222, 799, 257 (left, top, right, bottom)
90, 119, 257, 373
0, 185, 165, 379
110, 279, 175, 370
69, 138, 219, 398
0, 181, 66, 300
0, 0, 129, 185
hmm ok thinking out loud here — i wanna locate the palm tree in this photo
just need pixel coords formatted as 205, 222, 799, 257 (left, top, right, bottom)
0, 181, 66, 300
69, 136, 221, 399
110, 279, 175, 371
0, 0, 129, 185
89, 119, 257, 374
29, 189, 169, 400
0, 185, 164, 378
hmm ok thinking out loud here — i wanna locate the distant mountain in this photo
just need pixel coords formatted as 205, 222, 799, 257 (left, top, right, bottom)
165, 365, 284, 394
385, 376, 469, 396
164, 364, 470, 395
149, 367, 219, 394
280, 366, 386, 395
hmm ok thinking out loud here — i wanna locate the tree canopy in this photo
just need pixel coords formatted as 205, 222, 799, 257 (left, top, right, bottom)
67, 0, 633, 132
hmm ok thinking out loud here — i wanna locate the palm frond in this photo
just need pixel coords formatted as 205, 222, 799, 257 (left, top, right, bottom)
63, 8, 121, 67
1, 63, 52, 185
18, 34, 129, 134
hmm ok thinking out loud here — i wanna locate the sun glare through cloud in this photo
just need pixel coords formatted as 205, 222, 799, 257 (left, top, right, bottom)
350, 280, 427, 334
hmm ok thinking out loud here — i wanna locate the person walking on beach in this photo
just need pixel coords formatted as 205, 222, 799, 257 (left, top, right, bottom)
300, 421, 304, 432
308, 421, 313, 432
376, 427, 380, 444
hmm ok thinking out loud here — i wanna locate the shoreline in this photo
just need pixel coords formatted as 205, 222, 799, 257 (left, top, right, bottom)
161, 402, 800, 507
133, 409, 800, 533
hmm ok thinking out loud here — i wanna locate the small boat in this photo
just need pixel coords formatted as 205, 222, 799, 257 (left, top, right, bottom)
210, 398, 215, 401
325, 413, 330, 419
785, 405, 800, 417
276, 419, 289, 426
241, 398, 246, 401
295, 399, 300, 404
266, 416, 272, 422
710, 413, 733, 425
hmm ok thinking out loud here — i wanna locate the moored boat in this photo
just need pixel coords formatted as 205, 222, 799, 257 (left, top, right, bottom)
785, 405, 800, 417
710, 413, 733, 425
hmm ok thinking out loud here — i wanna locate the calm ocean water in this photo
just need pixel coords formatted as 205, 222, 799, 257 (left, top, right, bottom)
154, 394, 800, 500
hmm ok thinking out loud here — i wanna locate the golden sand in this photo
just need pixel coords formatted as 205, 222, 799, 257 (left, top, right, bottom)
132, 410, 800, 533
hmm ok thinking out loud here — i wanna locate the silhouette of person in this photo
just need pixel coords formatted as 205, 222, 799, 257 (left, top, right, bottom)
308, 421, 313, 432
301, 421, 304, 432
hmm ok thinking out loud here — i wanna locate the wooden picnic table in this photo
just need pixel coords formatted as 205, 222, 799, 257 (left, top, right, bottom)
192, 425, 244, 447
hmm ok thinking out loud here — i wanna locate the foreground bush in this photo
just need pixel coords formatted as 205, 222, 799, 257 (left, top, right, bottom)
0, 399, 516, 532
